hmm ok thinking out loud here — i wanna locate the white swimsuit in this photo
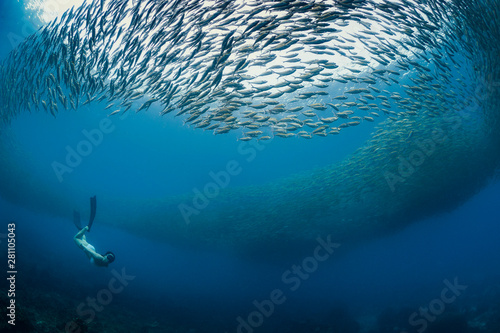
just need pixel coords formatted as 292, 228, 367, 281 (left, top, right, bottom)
84, 243, 97, 264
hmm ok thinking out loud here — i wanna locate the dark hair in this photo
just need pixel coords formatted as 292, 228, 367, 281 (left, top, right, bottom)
104, 251, 115, 263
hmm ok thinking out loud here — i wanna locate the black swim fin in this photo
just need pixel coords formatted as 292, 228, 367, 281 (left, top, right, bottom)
73, 210, 82, 230
88, 195, 96, 231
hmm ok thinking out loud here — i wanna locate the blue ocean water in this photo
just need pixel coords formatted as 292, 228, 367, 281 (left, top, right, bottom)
0, 0, 499, 332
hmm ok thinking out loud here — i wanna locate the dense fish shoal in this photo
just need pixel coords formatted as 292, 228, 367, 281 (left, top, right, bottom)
0, 0, 498, 257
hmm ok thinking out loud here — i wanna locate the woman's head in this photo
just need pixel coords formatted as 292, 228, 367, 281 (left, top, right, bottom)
104, 251, 115, 263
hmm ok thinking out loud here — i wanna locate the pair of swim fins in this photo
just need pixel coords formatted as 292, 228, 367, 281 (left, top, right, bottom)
73, 196, 96, 231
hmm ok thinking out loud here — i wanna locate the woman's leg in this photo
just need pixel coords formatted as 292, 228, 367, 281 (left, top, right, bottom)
74, 226, 88, 240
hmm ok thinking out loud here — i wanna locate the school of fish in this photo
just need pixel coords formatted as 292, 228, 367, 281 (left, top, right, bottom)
0, 0, 498, 255
0, 0, 496, 142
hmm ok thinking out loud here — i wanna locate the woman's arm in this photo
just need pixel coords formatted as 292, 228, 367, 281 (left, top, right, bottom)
84, 247, 106, 266
88, 251, 105, 262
